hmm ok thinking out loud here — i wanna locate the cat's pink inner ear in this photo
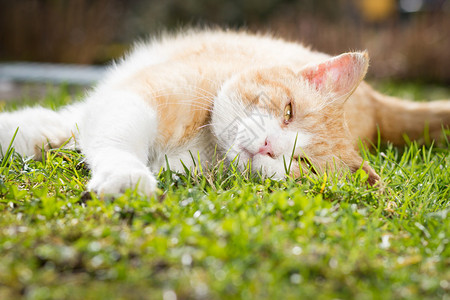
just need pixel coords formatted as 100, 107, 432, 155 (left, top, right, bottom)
300, 52, 369, 99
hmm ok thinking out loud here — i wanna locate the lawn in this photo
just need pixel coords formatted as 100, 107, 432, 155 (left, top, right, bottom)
0, 82, 449, 300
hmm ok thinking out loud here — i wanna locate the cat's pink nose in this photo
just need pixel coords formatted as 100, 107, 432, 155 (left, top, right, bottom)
258, 139, 274, 158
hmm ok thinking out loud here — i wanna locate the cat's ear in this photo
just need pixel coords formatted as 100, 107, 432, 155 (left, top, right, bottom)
299, 52, 369, 102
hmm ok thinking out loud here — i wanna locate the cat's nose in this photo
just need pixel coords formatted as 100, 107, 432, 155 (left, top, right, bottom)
258, 139, 275, 158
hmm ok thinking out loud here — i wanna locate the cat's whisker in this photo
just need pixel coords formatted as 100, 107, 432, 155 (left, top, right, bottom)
181, 98, 215, 106
152, 93, 215, 105
193, 75, 222, 90
155, 102, 214, 113
154, 100, 213, 110
197, 75, 221, 87
155, 97, 214, 106
149, 84, 217, 100
197, 123, 213, 130
185, 84, 217, 98
152, 91, 213, 100
148, 88, 206, 98
156, 103, 213, 112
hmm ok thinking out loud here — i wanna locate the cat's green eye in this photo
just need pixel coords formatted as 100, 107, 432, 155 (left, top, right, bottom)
284, 103, 293, 122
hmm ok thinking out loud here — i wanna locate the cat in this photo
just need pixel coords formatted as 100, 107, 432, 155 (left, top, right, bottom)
1, 29, 449, 195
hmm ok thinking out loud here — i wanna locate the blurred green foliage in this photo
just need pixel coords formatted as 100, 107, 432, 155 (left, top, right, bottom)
1, 0, 449, 83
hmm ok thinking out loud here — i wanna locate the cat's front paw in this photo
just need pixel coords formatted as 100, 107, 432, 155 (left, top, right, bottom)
88, 167, 158, 196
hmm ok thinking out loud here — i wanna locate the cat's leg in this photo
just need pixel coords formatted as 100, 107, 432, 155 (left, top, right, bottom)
0, 104, 82, 158
79, 89, 158, 195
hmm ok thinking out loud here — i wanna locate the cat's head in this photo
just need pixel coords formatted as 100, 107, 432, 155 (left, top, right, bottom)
211, 52, 380, 185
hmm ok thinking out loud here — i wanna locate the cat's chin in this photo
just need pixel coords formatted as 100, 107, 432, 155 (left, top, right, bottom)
239, 153, 286, 180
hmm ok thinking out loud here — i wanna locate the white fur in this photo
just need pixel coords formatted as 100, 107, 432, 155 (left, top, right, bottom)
78, 88, 158, 195
0, 104, 82, 157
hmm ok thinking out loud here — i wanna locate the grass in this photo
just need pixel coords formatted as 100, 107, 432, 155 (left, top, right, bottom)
1, 83, 449, 300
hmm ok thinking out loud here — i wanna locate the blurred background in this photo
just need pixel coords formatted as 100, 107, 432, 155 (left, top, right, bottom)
0, 0, 449, 84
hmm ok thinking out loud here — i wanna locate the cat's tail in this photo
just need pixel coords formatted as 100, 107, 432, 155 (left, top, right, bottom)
0, 102, 85, 159
370, 89, 450, 145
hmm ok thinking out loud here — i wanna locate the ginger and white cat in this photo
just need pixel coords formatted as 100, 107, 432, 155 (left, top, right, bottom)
1, 29, 449, 195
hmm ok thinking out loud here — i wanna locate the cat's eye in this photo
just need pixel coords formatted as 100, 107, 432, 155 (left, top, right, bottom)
284, 103, 293, 123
